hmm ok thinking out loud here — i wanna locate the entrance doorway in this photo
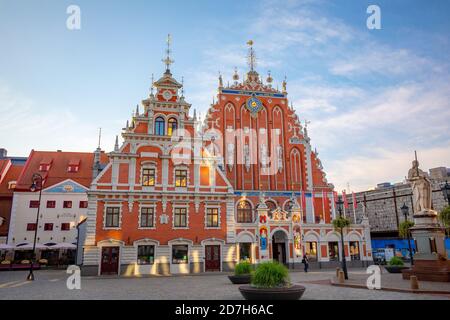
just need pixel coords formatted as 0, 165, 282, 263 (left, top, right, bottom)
101, 246, 119, 275
205, 245, 221, 271
272, 230, 288, 265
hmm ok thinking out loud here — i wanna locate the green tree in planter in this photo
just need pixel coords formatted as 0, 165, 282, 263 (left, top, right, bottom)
439, 205, 450, 237
251, 261, 290, 288
388, 256, 404, 266
332, 216, 351, 230
234, 261, 253, 276
399, 220, 415, 239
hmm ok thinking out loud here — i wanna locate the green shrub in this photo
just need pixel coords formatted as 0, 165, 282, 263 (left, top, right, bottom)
251, 261, 290, 288
439, 205, 450, 236
332, 216, 351, 230
399, 220, 414, 238
234, 261, 253, 275
388, 256, 404, 266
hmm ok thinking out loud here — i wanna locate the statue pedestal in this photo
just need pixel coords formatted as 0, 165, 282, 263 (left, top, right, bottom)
401, 209, 450, 282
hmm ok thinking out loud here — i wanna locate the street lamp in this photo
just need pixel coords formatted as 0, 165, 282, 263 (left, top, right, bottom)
336, 196, 348, 280
400, 203, 414, 266
27, 173, 43, 281
441, 181, 450, 206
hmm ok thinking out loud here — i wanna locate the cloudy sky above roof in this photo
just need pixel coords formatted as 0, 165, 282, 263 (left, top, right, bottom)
0, 0, 449, 191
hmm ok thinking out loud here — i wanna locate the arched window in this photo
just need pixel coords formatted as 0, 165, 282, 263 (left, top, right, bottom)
155, 117, 165, 135
237, 200, 253, 223
167, 118, 178, 136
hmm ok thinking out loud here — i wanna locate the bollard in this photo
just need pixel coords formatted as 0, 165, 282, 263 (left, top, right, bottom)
336, 267, 341, 278
338, 270, 345, 283
410, 276, 419, 290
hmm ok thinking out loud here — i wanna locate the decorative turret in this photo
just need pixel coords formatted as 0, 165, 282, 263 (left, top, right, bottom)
232, 67, 239, 83
266, 70, 273, 87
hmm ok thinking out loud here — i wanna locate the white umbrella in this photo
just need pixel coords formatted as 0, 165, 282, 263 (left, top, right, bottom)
0, 243, 13, 250
53, 242, 76, 249
15, 243, 48, 250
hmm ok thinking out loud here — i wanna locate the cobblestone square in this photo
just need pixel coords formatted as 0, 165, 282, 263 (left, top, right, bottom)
1, 269, 448, 300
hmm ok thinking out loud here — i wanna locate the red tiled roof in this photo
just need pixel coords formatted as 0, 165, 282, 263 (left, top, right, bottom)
0, 160, 25, 196
15, 150, 108, 191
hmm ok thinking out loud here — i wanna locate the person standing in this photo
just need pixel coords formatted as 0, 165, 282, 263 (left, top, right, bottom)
302, 254, 309, 273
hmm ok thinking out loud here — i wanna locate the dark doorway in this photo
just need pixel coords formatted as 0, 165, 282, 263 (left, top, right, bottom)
272, 231, 287, 265
205, 245, 221, 271
239, 243, 252, 261
100, 246, 119, 275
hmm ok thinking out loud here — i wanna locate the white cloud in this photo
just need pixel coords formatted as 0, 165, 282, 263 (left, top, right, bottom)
328, 145, 450, 192
330, 46, 433, 77
0, 82, 116, 156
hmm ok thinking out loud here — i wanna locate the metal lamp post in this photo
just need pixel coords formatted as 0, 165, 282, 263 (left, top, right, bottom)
400, 203, 414, 266
336, 196, 348, 280
441, 181, 450, 206
27, 173, 43, 281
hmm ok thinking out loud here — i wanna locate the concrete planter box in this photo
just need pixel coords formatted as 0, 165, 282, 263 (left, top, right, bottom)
239, 285, 306, 300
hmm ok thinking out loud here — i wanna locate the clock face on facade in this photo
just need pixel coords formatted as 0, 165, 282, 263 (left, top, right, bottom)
162, 90, 173, 101
245, 95, 263, 117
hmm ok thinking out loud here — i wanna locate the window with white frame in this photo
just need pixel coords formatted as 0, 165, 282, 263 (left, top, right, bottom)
172, 245, 188, 264
140, 207, 155, 228
105, 207, 120, 228
175, 169, 187, 187
206, 207, 219, 228
173, 207, 187, 228
142, 167, 156, 186
137, 245, 155, 265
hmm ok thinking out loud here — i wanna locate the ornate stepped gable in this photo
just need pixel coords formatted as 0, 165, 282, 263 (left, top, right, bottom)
203, 41, 332, 223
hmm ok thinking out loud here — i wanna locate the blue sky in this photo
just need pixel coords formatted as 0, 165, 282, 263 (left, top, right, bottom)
1, 0, 449, 191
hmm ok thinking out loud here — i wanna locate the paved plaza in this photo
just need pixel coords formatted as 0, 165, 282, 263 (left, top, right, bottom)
0, 268, 449, 300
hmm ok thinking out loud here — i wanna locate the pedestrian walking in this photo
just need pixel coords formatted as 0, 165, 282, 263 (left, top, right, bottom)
302, 254, 309, 273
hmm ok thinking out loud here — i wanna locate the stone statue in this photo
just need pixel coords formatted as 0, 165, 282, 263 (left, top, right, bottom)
408, 159, 432, 213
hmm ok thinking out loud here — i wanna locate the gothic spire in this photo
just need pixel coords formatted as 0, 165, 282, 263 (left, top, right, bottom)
247, 40, 256, 72
162, 34, 174, 74
114, 135, 119, 152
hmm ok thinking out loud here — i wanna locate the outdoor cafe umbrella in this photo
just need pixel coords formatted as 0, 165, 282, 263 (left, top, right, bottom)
52, 242, 76, 249
15, 243, 48, 250
0, 243, 13, 250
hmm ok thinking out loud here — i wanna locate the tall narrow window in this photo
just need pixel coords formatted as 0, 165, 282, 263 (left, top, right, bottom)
237, 200, 253, 223
167, 118, 178, 136
140, 207, 154, 228
175, 169, 187, 187
105, 207, 120, 228
142, 168, 156, 186
137, 245, 155, 265
174, 208, 187, 227
206, 208, 219, 227
155, 117, 165, 136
